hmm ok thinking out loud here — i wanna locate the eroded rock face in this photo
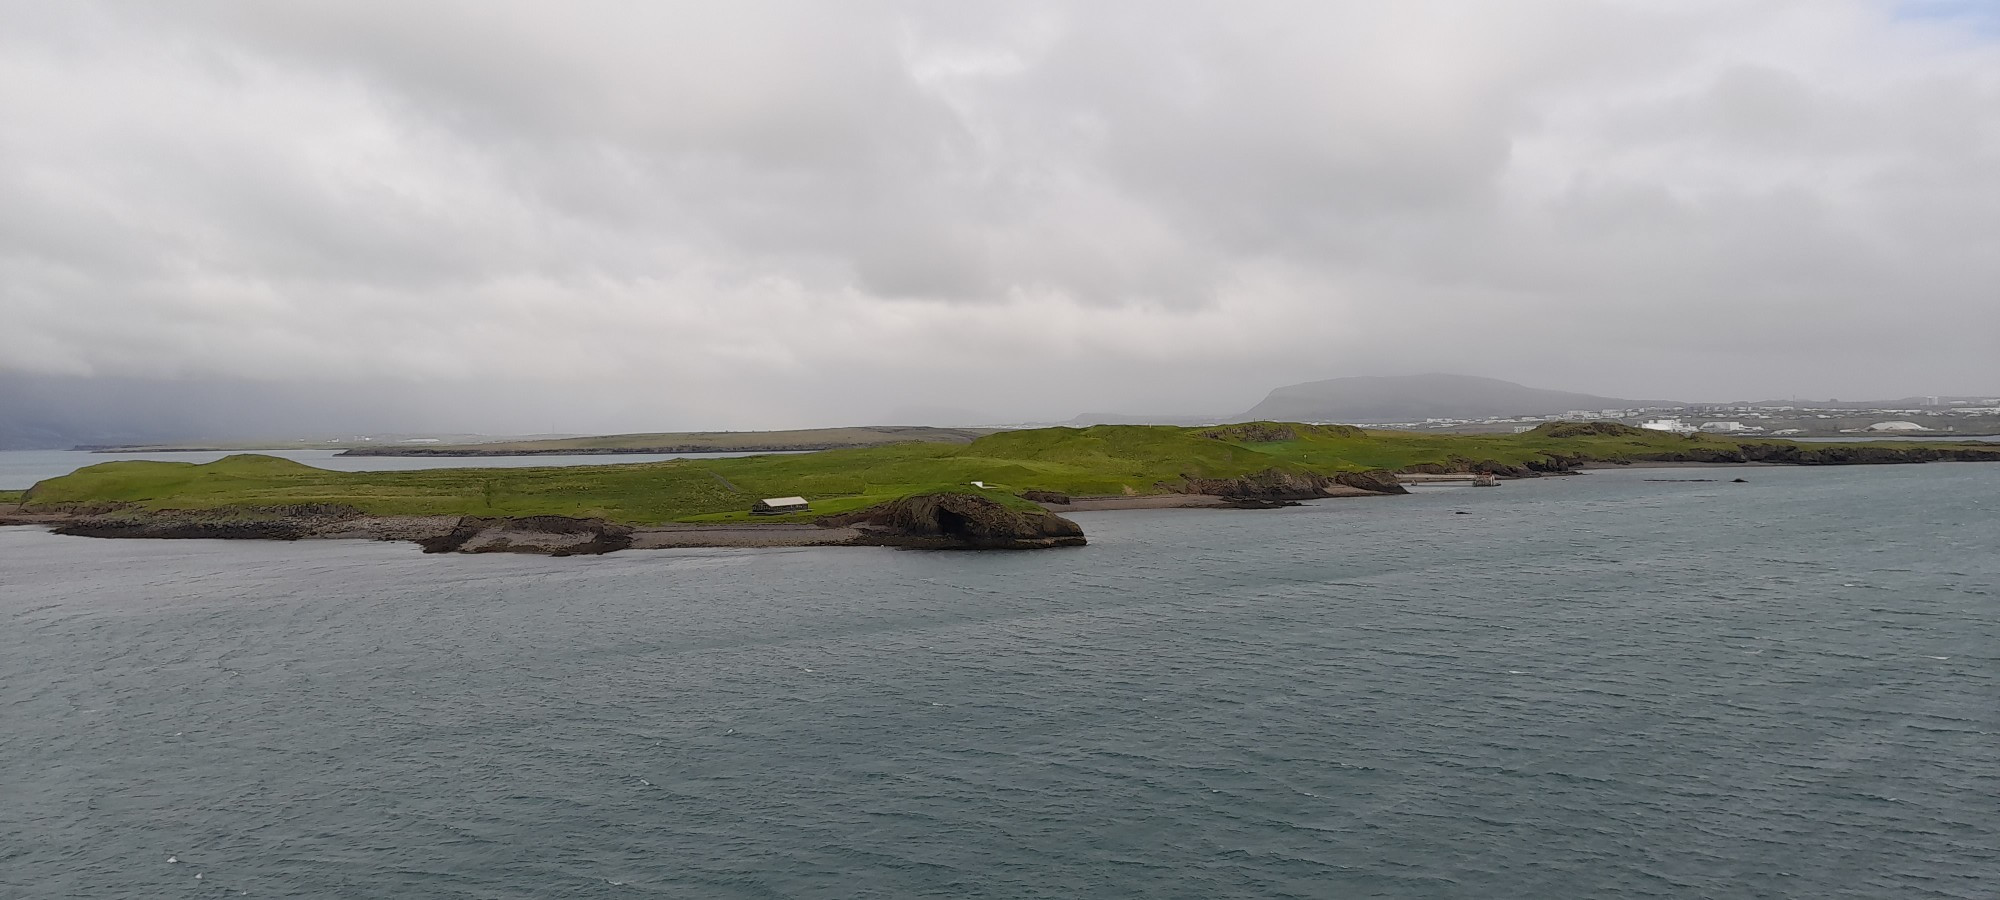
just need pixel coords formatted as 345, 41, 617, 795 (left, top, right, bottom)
50, 504, 365, 541
1179, 469, 1332, 499
1020, 490, 1072, 505
1333, 470, 1409, 494
417, 516, 635, 556
1179, 467, 1408, 499
821, 493, 1086, 549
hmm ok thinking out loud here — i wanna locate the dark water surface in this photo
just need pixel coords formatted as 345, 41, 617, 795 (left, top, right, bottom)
3, 466, 1996, 898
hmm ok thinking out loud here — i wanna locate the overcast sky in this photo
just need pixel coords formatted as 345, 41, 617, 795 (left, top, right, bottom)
4, 1, 1998, 434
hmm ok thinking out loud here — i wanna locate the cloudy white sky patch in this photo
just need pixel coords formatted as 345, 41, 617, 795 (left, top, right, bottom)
2, 0, 1996, 431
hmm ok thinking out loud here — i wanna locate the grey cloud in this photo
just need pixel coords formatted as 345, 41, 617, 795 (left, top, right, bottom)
1, 0, 1997, 438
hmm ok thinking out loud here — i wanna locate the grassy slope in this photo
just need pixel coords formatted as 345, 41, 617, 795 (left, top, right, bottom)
0, 489, 24, 505
353, 426, 995, 453
20, 423, 1978, 525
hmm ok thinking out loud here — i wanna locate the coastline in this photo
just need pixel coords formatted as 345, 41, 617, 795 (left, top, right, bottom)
0, 459, 1841, 554
15, 420, 2000, 556
0, 489, 1399, 554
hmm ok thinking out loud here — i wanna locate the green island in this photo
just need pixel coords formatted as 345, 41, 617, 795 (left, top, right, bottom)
8, 422, 1998, 554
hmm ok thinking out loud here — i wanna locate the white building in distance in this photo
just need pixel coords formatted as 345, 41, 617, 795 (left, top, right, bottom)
1640, 418, 1697, 434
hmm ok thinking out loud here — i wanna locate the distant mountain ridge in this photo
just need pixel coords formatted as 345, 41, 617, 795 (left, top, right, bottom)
1237, 374, 1679, 424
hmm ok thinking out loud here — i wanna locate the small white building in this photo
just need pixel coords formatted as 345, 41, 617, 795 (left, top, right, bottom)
1639, 418, 1697, 435
751, 496, 810, 515
1699, 421, 1762, 434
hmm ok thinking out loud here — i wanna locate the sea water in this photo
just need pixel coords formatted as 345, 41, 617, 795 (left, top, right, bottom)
2, 464, 1995, 898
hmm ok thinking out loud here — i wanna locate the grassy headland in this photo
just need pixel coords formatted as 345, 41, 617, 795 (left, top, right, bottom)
21, 422, 2000, 526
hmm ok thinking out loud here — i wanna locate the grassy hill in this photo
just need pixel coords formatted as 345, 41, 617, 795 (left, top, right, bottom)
21, 422, 1997, 525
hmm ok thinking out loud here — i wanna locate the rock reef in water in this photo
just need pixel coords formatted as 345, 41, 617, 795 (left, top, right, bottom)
820, 493, 1086, 549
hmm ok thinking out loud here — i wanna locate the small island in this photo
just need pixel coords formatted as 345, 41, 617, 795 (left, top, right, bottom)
7, 422, 1999, 555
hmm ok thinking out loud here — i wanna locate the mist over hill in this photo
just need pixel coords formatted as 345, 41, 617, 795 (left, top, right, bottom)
1236, 374, 1680, 424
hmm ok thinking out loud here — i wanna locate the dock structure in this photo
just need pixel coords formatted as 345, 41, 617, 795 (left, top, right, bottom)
751, 496, 810, 515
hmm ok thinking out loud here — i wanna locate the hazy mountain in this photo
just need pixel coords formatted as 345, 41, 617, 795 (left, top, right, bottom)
1238, 374, 1678, 424
1065, 412, 1226, 427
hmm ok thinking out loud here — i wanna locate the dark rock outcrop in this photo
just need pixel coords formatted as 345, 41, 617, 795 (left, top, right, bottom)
51, 504, 364, 542
1020, 490, 1071, 505
820, 493, 1085, 549
1333, 470, 1409, 495
1180, 466, 1408, 499
1179, 469, 1334, 500
1219, 498, 1302, 509
417, 516, 634, 556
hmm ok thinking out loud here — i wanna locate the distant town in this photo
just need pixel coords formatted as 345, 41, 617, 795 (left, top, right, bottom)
1372, 398, 2000, 437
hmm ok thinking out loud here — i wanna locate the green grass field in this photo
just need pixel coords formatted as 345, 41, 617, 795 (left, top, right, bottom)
342, 425, 995, 454
0, 489, 24, 505
19, 422, 1986, 525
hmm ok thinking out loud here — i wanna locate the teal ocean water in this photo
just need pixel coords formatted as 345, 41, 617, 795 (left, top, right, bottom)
3, 465, 1996, 898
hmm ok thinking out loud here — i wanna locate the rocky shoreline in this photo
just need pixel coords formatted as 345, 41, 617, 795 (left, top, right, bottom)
9, 439, 2000, 555
0, 492, 1093, 556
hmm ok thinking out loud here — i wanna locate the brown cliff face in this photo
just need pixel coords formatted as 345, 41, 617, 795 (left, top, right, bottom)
820, 494, 1085, 549
1332, 470, 1409, 494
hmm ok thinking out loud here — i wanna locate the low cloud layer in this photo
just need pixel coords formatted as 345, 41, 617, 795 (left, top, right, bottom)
3, 1, 1997, 433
